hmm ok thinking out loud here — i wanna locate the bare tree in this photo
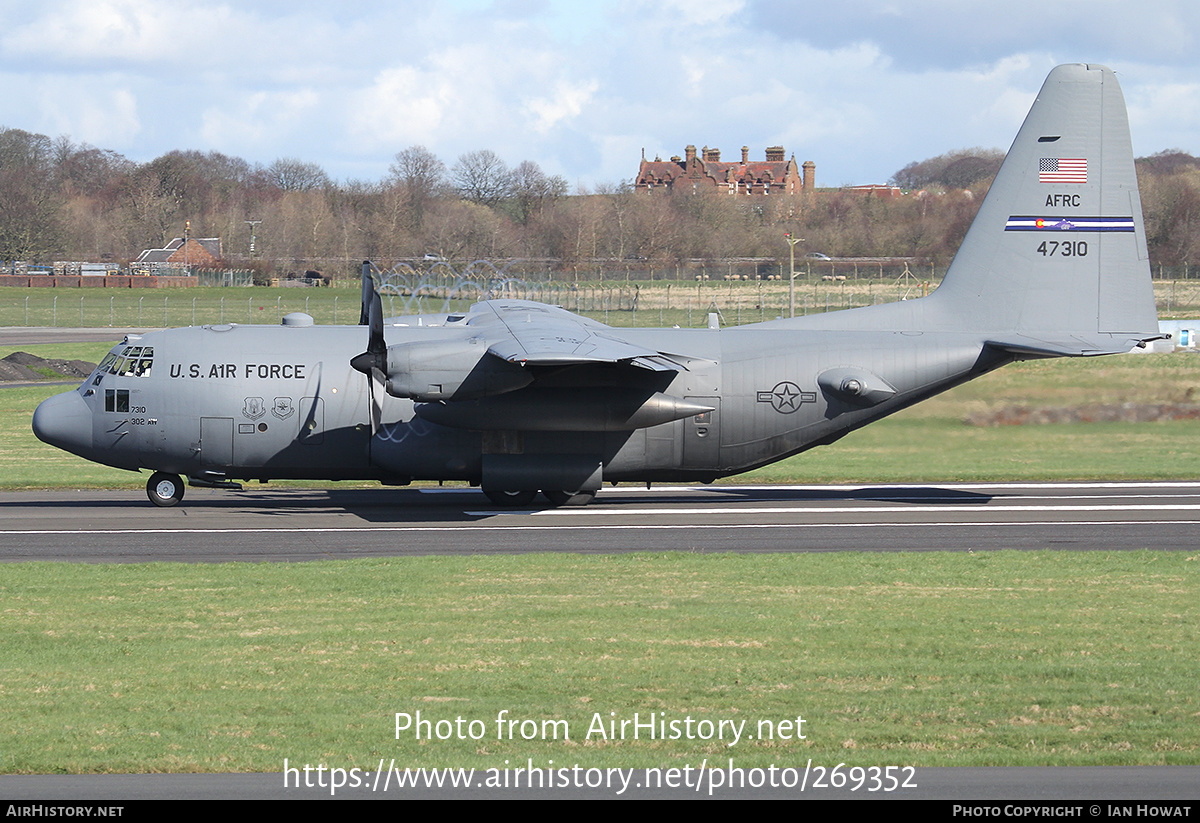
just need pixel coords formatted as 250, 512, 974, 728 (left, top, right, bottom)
890, 148, 1004, 191
0, 127, 64, 259
266, 157, 331, 192
388, 145, 446, 230
53, 142, 132, 198
421, 199, 512, 261
451, 149, 511, 207
507, 160, 567, 226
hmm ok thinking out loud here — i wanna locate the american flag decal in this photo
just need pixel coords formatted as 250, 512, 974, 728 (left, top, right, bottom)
1039, 157, 1087, 184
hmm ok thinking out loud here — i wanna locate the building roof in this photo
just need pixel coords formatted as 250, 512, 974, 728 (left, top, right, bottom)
636, 145, 808, 194
134, 237, 222, 265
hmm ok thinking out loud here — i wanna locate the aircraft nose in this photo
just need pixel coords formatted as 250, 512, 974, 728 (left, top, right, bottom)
32, 390, 94, 456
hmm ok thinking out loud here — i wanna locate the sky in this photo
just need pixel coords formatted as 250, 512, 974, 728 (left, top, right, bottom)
1, 0, 1199, 189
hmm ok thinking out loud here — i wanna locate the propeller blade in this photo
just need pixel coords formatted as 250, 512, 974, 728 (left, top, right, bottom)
367, 366, 383, 435
358, 260, 373, 326
351, 264, 387, 435
351, 290, 386, 375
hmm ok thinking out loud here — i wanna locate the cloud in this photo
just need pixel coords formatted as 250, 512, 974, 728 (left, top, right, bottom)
0, 72, 144, 147
1, 0, 235, 64
747, 0, 1200, 71
349, 65, 452, 149
524, 80, 599, 134
1125, 75, 1200, 158
70, 87, 142, 148
627, 0, 746, 27
200, 89, 322, 153
0, 1, 1193, 187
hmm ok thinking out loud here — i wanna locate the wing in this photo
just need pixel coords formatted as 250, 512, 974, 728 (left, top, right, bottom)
470, 300, 688, 372
370, 299, 713, 432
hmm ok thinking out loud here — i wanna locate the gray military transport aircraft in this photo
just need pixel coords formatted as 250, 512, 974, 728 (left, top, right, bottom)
33, 64, 1162, 508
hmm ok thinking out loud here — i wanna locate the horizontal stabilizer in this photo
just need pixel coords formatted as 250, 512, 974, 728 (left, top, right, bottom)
985, 333, 1168, 359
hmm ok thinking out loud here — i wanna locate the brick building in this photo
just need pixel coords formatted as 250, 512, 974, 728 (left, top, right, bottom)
134, 237, 223, 269
635, 145, 814, 198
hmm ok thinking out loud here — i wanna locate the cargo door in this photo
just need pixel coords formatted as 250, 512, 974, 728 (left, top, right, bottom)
200, 417, 234, 467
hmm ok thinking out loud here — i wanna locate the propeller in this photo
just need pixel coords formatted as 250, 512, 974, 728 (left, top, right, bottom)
358, 259, 373, 326
351, 262, 386, 434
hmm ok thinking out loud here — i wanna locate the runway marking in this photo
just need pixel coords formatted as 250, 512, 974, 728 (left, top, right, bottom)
549, 493, 1200, 504
548, 482, 1200, 492
429, 481, 1200, 494
3, 519, 1199, 537
519, 503, 1200, 517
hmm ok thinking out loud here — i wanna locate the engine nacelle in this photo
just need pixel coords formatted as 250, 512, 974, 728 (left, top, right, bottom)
384, 339, 532, 401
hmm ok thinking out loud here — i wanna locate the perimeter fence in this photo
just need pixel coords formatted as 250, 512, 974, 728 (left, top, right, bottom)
2, 260, 1197, 329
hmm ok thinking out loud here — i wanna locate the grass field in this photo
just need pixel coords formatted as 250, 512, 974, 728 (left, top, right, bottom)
2, 551, 1196, 773
1, 337, 1198, 775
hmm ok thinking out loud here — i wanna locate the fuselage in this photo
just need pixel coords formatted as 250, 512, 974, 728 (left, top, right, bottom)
32, 313, 1006, 487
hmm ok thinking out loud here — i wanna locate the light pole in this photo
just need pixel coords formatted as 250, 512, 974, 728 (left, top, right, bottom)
784, 232, 804, 317
245, 220, 262, 260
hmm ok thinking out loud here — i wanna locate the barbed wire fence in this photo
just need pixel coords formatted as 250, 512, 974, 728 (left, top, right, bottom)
1, 260, 1197, 329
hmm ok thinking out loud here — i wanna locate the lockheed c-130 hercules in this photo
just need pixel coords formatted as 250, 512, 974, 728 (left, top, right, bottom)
33, 64, 1163, 508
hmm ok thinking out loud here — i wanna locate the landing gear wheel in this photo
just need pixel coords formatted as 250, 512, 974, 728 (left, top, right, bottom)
483, 489, 537, 507
542, 489, 597, 507
147, 472, 185, 507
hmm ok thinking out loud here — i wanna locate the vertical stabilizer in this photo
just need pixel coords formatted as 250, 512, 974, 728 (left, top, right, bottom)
934, 63, 1159, 354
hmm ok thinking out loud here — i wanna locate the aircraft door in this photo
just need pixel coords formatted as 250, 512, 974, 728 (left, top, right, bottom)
200, 417, 234, 467
682, 396, 720, 469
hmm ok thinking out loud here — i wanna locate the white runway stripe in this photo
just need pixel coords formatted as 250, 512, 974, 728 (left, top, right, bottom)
3, 519, 1199, 536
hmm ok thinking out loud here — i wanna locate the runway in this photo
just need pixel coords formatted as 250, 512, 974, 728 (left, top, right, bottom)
2, 481, 1196, 562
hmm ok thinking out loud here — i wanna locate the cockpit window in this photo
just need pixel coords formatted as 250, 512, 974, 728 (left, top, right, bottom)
102, 346, 153, 377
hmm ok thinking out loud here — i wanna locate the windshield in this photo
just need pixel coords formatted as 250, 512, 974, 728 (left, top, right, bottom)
97, 344, 154, 378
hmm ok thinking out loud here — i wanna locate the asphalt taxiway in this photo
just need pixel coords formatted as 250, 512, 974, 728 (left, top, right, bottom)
2, 481, 1196, 562
0, 326, 144, 346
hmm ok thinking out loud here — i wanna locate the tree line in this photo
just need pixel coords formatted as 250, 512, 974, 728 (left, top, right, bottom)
2, 125, 1198, 277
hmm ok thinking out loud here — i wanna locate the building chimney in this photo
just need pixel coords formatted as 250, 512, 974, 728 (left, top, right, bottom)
685, 145, 696, 166
766, 146, 785, 162
741, 146, 749, 163
802, 160, 815, 193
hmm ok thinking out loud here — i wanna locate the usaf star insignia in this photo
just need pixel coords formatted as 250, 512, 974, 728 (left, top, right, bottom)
756, 381, 816, 414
